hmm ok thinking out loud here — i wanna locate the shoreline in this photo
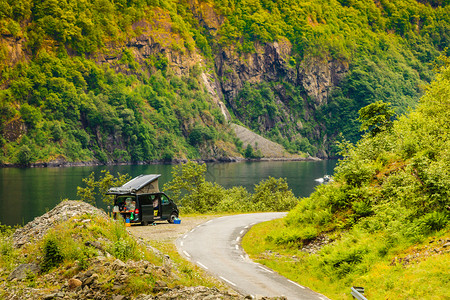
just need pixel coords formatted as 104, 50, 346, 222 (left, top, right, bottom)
0, 155, 323, 169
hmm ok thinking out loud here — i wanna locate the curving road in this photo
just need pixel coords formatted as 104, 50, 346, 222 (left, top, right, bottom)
176, 213, 329, 300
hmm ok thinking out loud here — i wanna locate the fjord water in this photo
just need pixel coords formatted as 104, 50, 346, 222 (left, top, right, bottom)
0, 160, 337, 226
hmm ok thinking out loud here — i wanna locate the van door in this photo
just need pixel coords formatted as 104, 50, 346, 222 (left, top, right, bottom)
160, 194, 171, 219
139, 194, 154, 224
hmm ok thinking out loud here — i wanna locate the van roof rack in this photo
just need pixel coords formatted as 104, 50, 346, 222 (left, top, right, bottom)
106, 174, 161, 195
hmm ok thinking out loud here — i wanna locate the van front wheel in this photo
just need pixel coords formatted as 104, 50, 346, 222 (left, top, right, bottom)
168, 212, 178, 224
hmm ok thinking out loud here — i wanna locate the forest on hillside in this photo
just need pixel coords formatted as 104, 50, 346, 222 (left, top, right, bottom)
1, 0, 450, 164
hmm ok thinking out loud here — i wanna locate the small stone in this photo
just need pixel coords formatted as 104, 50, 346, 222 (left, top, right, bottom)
112, 259, 127, 270
43, 293, 57, 300
153, 280, 169, 293
83, 273, 98, 286
68, 278, 82, 289
112, 296, 126, 300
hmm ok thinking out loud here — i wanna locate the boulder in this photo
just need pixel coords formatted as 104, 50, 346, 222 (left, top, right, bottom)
68, 278, 82, 289
7, 263, 40, 281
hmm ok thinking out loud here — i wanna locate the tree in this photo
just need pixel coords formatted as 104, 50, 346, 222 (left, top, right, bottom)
358, 101, 395, 136
244, 144, 254, 158
77, 170, 131, 206
17, 145, 33, 166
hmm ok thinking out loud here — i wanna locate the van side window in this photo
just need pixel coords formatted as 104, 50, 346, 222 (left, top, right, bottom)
161, 195, 169, 205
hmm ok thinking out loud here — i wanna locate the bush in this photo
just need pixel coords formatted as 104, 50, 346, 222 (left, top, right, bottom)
251, 177, 298, 211
415, 211, 449, 235
41, 236, 64, 273
110, 237, 137, 261
16, 145, 33, 166
164, 161, 298, 213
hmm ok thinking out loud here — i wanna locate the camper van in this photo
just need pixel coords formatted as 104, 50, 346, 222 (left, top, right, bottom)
107, 174, 179, 225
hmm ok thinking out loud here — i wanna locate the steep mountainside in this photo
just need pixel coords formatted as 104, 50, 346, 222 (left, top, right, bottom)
1, 0, 449, 164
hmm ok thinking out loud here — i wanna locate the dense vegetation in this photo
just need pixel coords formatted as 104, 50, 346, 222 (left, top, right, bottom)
1, 0, 450, 163
219, 0, 450, 155
242, 58, 450, 298
0, 0, 237, 165
163, 160, 298, 213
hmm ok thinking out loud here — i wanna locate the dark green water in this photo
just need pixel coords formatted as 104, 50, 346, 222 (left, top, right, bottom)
0, 160, 337, 226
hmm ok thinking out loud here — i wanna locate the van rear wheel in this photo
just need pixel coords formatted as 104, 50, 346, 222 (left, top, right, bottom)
168, 212, 178, 223
141, 221, 149, 226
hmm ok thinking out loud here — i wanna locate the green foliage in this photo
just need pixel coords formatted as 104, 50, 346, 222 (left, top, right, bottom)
243, 144, 263, 159
163, 160, 217, 213
164, 161, 298, 213
41, 236, 64, 273
251, 177, 298, 211
77, 170, 131, 206
358, 101, 396, 136
188, 125, 216, 147
16, 145, 33, 166
1, 39, 234, 164
110, 237, 138, 261
257, 61, 450, 296
0, 224, 19, 271
2, 0, 450, 161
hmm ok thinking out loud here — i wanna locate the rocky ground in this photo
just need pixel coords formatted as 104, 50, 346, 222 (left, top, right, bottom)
232, 124, 318, 160
127, 214, 217, 242
2, 201, 285, 300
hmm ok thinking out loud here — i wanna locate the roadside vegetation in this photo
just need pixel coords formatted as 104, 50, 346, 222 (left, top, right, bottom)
0, 211, 227, 298
76, 160, 299, 213
242, 58, 450, 299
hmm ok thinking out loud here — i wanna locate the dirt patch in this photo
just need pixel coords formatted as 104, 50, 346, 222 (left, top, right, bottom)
127, 215, 218, 242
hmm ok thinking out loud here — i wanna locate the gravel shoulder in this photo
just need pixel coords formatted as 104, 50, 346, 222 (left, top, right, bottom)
126, 214, 220, 242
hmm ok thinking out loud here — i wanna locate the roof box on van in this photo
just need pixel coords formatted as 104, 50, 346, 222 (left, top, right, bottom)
107, 174, 161, 195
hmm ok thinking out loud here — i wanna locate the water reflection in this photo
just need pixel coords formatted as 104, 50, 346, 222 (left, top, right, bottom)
0, 160, 337, 226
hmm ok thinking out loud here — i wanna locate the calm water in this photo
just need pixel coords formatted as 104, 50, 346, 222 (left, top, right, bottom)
0, 160, 337, 226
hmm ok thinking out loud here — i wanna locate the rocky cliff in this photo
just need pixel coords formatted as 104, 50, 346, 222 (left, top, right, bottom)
1, 0, 438, 164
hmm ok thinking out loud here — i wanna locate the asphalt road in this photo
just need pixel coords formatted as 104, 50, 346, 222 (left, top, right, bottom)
176, 212, 329, 300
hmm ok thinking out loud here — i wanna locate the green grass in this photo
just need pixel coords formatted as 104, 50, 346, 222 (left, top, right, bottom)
242, 219, 450, 299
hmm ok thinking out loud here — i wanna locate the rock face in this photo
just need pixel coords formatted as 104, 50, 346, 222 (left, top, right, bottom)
12, 200, 108, 248
91, 3, 349, 158
299, 57, 349, 108
215, 40, 348, 157
1, 3, 349, 160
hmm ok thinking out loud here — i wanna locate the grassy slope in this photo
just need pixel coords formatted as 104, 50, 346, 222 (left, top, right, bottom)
242, 60, 450, 299
0, 213, 228, 298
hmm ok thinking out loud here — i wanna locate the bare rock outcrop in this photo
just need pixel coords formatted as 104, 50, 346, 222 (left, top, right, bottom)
12, 200, 108, 248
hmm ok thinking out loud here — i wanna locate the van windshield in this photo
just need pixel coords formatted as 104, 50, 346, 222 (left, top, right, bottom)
114, 196, 136, 212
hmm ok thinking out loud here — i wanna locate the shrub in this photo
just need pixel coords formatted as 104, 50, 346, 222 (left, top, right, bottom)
41, 236, 64, 273
110, 237, 137, 261
16, 145, 33, 166
251, 177, 298, 211
415, 211, 449, 235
